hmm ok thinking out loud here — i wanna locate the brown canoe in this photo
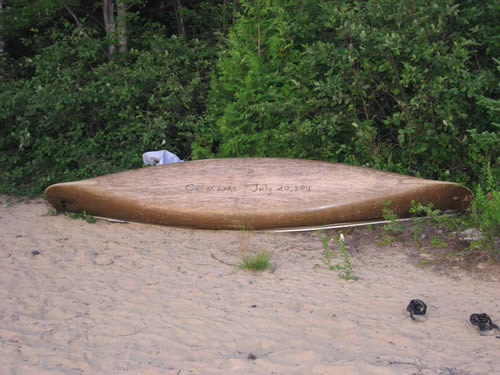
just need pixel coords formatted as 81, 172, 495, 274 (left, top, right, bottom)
44, 158, 471, 230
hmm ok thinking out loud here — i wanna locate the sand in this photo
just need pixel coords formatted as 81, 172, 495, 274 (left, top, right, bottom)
1, 196, 499, 375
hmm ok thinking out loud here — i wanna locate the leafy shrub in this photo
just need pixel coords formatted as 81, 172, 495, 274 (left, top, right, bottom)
196, 0, 499, 185
471, 188, 500, 242
1, 0, 499, 197
0, 25, 215, 194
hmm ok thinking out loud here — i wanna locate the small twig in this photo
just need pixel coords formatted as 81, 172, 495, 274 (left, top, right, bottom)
211, 253, 237, 267
126, 1, 140, 11
384, 359, 432, 373
388, 360, 418, 366
118, 325, 146, 337
64, 5, 90, 39
65, 5, 83, 27
67, 334, 82, 344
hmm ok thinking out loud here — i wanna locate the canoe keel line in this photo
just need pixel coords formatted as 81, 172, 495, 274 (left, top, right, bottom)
45, 158, 471, 230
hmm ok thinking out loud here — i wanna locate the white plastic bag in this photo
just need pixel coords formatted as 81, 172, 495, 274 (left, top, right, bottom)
142, 150, 183, 165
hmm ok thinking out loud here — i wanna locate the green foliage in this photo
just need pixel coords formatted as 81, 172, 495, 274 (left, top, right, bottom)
67, 210, 97, 224
410, 200, 440, 250
193, 0, 324, 158
430, 235, 448, 249
335, 234, 359, 281
410, 201, 442, 222
410, 193, 499, 257
320, 232, 358, 280
0, 24, 215, 194
409, 200, 459, 231
239, 251, 272, 271
1, 0, 499, 196
197, 0, 499, 185
464, 163, 500, 250
382, 200, 405, 234
471, 187, 500, 242
320, 232, 336, 269
376, 235, 396, 247
41, 206, 96, 223
0, 0, 69, 40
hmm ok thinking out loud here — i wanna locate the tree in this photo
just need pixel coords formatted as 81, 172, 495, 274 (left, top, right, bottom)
172, 0, 187, 40
0, 0, 131, 59
0, 0, 4, 54
117, 0, 128, 52
103, 0, 116, 55
103, 0, 129, 56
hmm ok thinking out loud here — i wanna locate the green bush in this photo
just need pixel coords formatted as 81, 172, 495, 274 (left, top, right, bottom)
0, 26, 215, 194
1, 0, 498, 196
195, 0, 499, 185
471, 188, 500, 239
471, 164, 500, 242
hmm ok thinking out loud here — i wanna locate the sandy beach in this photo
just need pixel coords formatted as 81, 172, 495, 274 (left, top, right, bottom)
1, 196, 499, 375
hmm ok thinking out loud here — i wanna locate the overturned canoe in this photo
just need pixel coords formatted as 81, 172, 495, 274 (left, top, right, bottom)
45, 158, 471, 230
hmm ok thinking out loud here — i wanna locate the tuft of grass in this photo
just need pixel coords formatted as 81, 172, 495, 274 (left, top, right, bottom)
240, 251, 272, 271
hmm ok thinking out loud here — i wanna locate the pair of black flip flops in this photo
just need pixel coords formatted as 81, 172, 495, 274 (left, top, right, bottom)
407, 299, 499, 337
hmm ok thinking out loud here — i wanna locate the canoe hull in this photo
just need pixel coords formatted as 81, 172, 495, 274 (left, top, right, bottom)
45, 158, 471, 230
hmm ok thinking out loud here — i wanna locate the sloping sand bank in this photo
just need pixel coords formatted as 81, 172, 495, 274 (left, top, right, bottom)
1, 196, 499, 375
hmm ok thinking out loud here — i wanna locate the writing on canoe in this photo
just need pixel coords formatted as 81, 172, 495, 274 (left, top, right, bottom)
185, 183, 238, 193
185, 183, 311, 195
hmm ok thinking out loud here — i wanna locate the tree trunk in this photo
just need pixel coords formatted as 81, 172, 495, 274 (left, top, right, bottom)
103, 0, 116, 56
0, 0, 4, 54
222, 0, 227, 31
117, 0, 128, 53
232, 0, 239, 25
172, 0, 187, 40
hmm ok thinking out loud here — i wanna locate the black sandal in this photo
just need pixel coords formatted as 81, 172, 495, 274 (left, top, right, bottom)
470, 313, 499, 336
407, 299, 427, 321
